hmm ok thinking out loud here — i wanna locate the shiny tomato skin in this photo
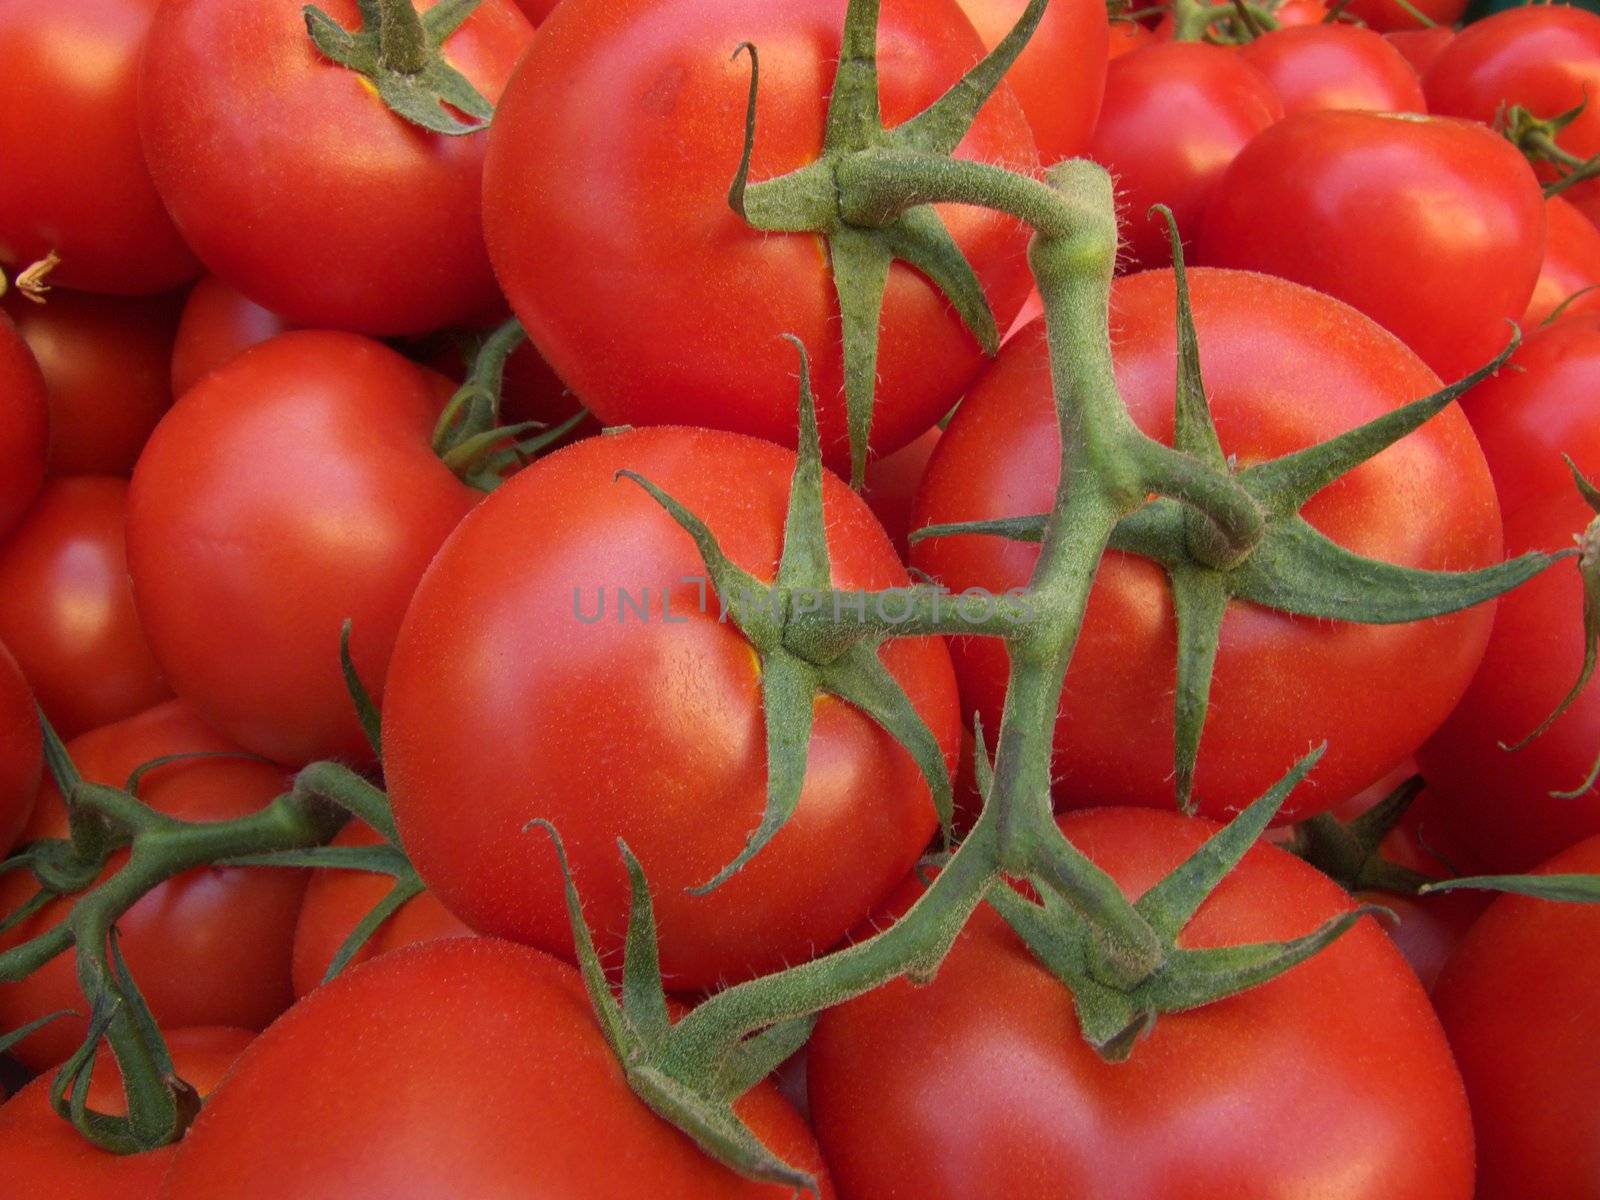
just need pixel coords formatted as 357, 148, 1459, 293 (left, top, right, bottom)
1343, 0, 1464, 32
0, 313, 48, 539
955, 0, 1109, 163
483, 0, 1039, 471
808, 807, 1474, 1200
0, 702, 303, 1072
290, 821, 473, 999
0, 1028, 253, 1200
1524, 195, 1600, 329
126, 331, 479, 766
1424, 6, 1600, 226
1086, 43, 1283, 271
912, 269, 1502, 824
1384, 27, 1455, 76
1198, 111, 1545, 384
385, 427, 960, 991
0, 479, 169, 739
1432, 835, 1600, 1199
169, 277, 291, 398
1238, 25, 1427, 116
0, 0, 199, 296
3, 289, 182, 476
0, 641, 41, 860
139, 0, 532, 337
161, 939, 834, 1199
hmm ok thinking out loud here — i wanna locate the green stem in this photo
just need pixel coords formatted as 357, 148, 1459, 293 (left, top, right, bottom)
781, 584, 1035, 660
375, 0, 430, 74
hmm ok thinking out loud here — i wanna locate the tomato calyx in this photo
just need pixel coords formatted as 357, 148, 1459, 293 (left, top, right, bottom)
1500, 100, 1600, 202
1167, 0, 1283, 45
1288, 775, 1438, 896
303, 0, 495, 136
0, 250, 59, 305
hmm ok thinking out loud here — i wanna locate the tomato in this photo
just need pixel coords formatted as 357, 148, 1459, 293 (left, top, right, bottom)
385, 427, 960, 991
511, 0, 563, 20
1085, 43, 1283, 271
955, 0, 1109, 163
1384, 27, 1454, 77
163, 939, 834, 1198
862, 426, 943, 561
808, 807, 1474, 1200
1418, 316, 1600, 871
3, 289, 182, 476
1342, 0, 1465, 32
169, 277, 291, 398
0, 1028, 252, 1200
1198, 111, 1545, 383
483, 0, 1038, 471
0, 641, 41, 860
1433, 835, 1600, 1199
0, 702, 303, 1072
1424, 6, 1600, 227
1106, 20, 1153, 58
912, 269, 1502, 824
127, 331, 479, 766
0, 313, 48, 539
0, 479, 169, 740
1237, 25, 1427, 116
291, 821, 472, 999
1524, 194, 1600, 330
0, 0, 199, 296
139, 0, 533, 337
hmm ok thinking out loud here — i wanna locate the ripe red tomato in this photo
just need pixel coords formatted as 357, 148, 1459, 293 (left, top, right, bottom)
1342, 0, 1464, 32
1085, 43, 1283, 271
0, 640, 41, 860
1524, 195, 1600, 330
139, 0, 533, 337
0, 0, 199, 296
127, 332, 479, 766
1419, 315, 1600, 871
1107, 20, 1153, 58
862, 427, 943, 561
954, 0, 1109, 163
385, 427, 960, 991
0, 701, 303, 1072
1237, 25, 1426, 116
1384, 27, 1454, 76
0, 313, 48, 539
163, 940, 835, 1198
1198, 111, 1545, 383
0, 1027, 252, 1200
483, 0, 1038, 470
0, 479, 169, 739
170, 277, 291, 398
291, 821, 472, 999
912, 269, 1502, 823
3, 289, 181, 476
1432, 835, 1600, 1199
808, 807, 1474, 1199
1424, 6, 1600, 227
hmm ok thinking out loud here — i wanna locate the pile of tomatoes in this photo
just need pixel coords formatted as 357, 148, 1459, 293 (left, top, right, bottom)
1, 0, 1599, 1196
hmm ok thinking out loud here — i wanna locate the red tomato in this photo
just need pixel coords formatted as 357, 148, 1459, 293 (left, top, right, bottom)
1424, 6, 1600, 227
912, 270, 1502, 823
3, 289, 181, 476
291, 821, 473, 999
808, 808, 1474, 1199
862, 426, 943, 561
1419, 316, 1600, 871
0, 1028, 252, 1200
0, 313, 48, 539
163, 940, 835, 1198
483, 0, 1038, 471
139, 0, 533, 336
127, 331, 478, 766
1433, 835, 1600, 1199
0, 479, 169, 739
0, 640, 41, 860
1106, 20, 1153, 58
955, 0, 1109, 163
0, 702, 303, 1072
0, 0, 199, 296
169, 277, 291, 398
1384, 26, 1455, 76
1524, 194, 1600, 329
1238, 25, 1427, 116
1085, 43, 1283, 271
385, 427, 960, 991
1343, 0, 1464, 31
1198, 111, 1545, 383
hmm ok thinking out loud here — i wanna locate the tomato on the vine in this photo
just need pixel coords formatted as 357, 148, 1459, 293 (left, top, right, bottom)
0, 312, 48, 539
912, 269, 1502, 823
169, 277, 291, 398
0, 702, 303, 1072
1237, 25, 1426, 116
0, 641, 40, 860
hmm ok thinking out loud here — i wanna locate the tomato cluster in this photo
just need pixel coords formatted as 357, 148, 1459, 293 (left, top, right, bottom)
1, 0, 1599, 1197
